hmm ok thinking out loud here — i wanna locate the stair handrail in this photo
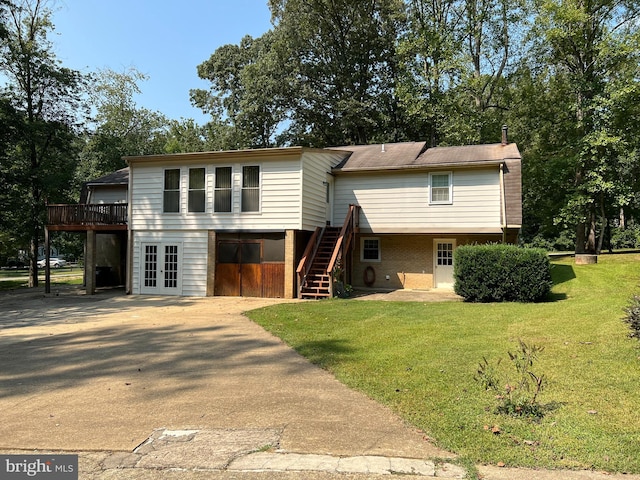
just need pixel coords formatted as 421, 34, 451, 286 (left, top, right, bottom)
296, 226, 324, 297
326, 204, 360, 280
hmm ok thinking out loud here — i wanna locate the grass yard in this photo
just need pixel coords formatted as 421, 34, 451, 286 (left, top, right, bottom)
0, 268, 83, 290
247, 254, 640, 473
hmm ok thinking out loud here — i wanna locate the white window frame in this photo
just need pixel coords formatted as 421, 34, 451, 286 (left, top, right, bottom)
241, 165, 261, 213
187, 167, 207, 213
163, 168, 181, 214
214, 165, 233, 213
361, 237, 381, 262
429, 171, 453, 205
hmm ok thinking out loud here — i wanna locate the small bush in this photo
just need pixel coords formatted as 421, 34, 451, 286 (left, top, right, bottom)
623, 295, 640, 340
454, 244, 552, 302
475, 340, 547, 418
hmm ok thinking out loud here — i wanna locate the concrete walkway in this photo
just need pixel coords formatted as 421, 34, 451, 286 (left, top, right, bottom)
0, 286, 638, 480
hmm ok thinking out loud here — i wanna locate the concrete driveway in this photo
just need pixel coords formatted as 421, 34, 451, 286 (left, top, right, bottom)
0, 286, 456, 478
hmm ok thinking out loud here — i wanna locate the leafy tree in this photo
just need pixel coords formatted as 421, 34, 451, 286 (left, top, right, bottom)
0, 0, 87, 286
163, 118, 237, 153
531, 0, 640, 253
80, 68, 169, 179
194, 1, 407, 148
192, 32, 288, 149
270, 0, 406, 146
398, 0, 526, 146
397, 0, 462, 145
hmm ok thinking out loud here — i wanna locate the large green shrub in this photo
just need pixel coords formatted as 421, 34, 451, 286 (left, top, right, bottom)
611, 225, 640, 250
622, 295, 640, 340
454, 244, 552, 302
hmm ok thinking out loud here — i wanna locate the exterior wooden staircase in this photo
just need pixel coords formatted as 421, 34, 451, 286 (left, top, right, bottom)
297, 204, 360, 299
299, 227, 340, 299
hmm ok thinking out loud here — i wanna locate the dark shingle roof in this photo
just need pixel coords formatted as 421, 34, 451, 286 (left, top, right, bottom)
415, 143, 521, 166
80, 168, 129, 203
86, 167, 129, 186
328, 142, 427, 171
329, 142, 521, 172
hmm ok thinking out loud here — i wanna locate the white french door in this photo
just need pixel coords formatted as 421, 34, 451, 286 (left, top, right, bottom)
141, 243, 182, 295
433, 239, 456, 289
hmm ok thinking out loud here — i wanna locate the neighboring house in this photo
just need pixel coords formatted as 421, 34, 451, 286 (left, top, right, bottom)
45, 131, 522, 298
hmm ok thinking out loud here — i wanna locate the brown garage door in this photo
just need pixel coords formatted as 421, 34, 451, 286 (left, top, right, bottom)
214, 234, 285, 298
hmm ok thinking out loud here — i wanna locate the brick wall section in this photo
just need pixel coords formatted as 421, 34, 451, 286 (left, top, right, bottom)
284, 230, 296, 299
352, 234, 503, 290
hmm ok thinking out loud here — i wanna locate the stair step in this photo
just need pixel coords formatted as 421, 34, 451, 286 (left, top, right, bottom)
301, 293, 331, 299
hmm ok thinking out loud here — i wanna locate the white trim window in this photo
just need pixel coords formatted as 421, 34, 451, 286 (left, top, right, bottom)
241, 165, 260, 212
188, 167, 206, 213
361, 237, 381, 262
163, 168, 181, 213
214, 166, 233, 213
429, 172, 453, 205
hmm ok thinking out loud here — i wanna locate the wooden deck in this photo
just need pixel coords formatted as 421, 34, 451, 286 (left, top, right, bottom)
47, 204, 128, 231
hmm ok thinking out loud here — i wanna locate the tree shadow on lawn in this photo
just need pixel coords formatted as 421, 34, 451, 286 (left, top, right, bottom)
550, 264, 576, 285
294, 338, 355, 370
542, 264, 576, 302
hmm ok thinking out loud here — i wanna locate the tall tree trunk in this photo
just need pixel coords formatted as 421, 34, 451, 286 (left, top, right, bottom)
29, 232, 38, 288
596, 196, 606, 254
586, 207, 597, 254
576, 222, 586, 254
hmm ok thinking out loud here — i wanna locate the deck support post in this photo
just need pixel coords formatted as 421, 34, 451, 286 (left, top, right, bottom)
86, 230, 96, 295
44, 227, 51, 294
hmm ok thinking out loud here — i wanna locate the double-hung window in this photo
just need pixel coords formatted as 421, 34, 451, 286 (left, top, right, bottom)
361, 237, 380, 262
429, 172, 452, 204
188, 168, 206, 213
163, 169, 180, 213
241, 165, 260, 212
214, 166, 232, 212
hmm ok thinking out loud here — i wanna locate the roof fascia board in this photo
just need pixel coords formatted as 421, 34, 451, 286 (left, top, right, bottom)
125, 146, 331, 165
333, 160, 505, 174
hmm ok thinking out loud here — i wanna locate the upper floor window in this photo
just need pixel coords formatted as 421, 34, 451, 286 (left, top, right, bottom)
241, 165, 260, 212
214, 166, 232, 212
188, 168, 206, 213
163, 169, 180, 213
430, 172, 452, 204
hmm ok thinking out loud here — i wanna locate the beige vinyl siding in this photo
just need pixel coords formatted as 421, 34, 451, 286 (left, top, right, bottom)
131, 230, 208, 296
334, 168, 501, 233
300, 151, 347, 230
130, 160, 304, 231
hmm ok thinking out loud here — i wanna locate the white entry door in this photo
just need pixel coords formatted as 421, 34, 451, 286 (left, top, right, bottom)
433, 239, 456, 289
141, 243, 182, 295
325, 175, 334, 225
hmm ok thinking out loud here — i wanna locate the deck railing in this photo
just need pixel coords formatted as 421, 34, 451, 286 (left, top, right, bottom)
47, 203, 128, 226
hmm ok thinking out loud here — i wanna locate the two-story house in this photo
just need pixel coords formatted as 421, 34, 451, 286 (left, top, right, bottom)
45, 132, 521, 299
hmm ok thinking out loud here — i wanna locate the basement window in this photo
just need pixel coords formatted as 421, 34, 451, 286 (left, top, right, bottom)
361, 237, 380, 262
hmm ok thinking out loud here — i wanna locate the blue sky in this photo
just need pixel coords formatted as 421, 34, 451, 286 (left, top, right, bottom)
53, 0, 273, 124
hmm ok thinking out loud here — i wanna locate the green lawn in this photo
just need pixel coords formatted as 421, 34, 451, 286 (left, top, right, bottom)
247, 254, 640, 473
0, 267, 83, 290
